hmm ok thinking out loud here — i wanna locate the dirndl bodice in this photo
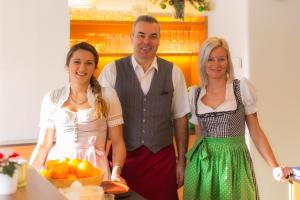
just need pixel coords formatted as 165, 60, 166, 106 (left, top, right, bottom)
195, 79, 245, 138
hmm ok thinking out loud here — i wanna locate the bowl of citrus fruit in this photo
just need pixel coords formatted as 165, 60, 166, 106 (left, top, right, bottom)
40, 158, 104, 188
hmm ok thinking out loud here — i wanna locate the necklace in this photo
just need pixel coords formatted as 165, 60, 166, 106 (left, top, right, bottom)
69, 95, 88, 105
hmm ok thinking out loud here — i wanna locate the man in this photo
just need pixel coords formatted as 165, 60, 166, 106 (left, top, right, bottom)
99, 15, 190, 200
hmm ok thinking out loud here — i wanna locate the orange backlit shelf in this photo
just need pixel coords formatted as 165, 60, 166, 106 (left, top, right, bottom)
70, 17, 207, 86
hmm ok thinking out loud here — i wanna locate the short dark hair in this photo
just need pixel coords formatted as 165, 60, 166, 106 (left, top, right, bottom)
66, 42, 99, 67
132, 15, 160, 32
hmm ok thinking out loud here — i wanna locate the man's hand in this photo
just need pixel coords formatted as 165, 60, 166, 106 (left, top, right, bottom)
176, 159, 186, 188
174, 115, 189, 188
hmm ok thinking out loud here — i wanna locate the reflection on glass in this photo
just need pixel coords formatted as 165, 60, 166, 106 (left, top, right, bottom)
70, 8, 135, 21
71, 30, 201, 54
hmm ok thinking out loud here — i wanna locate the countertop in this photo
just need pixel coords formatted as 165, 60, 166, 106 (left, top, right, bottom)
0, 167, 146, 200
0, 167, 65, 200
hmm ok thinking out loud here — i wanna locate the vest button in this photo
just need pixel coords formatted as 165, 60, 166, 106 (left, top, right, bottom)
142, 130, 145, 133
143, 108, 146, 112
142, 119, 146, 123
144, 98, 146, 102
141, 140, 144, 144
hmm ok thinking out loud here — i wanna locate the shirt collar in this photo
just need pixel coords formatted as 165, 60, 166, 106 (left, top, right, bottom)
131, 55, 159, 72
58, 83, 95, 107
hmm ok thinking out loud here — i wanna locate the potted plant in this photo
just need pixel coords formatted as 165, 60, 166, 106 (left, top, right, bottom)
150, 0, 210, 20
0, 151, 20, 195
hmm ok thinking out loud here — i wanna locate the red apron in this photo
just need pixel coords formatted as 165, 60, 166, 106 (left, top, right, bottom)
121, 145, 179, 200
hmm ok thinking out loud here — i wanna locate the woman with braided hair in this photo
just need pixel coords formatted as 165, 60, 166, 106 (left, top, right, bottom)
30, 42, 126, 183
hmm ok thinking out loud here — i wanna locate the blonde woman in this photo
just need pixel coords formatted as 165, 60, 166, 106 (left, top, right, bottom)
30, 42, 126, 183
183, 37, 291, 200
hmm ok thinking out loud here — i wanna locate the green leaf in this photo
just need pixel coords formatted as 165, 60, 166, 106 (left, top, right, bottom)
2, 162, 17, 177
160, 3, 167, 9
198, 6, 205, 12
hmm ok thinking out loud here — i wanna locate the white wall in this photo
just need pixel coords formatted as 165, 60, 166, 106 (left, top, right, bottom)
208, 0, 249, 78
208, 0, 300, 199
0, 0, 69, 145
249, 0, 300, 199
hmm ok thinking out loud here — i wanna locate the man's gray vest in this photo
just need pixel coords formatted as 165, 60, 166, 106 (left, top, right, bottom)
115, 56, 174, 153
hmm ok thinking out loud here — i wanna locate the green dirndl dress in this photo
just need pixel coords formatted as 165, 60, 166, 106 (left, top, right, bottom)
183, 80, 259, 200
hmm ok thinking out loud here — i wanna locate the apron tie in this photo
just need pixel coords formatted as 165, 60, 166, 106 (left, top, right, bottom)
184, 137, 210, 200
87, 136, 105, 165
186, 137, 209, 161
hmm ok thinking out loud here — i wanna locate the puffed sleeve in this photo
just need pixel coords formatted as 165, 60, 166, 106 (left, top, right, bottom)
38, 91, 56, 129
102, 87, 124, 127
240, 78, 258, 115
171, 65, 190, 119
188, 86, 199, 125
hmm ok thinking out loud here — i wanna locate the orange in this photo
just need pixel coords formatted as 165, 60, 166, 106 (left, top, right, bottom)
50, 162, 69, 179
67, 173, 77, 180
45, 159, 59, 170
62, 157, 70, 164
92, 168, 102, 177
68, 158, 81, 174
40, 169, 51, 178
75, 160, 94, 178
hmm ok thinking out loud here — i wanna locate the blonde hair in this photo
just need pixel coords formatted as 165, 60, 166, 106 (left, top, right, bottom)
199, 37, 235, 86
66, 42, 108, 119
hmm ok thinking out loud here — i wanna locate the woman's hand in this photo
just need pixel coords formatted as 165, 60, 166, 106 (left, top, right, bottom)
110, 165, 127, 184
111, 173, 127, 184
108, 125, 126, 184
272, 166, 292, 182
